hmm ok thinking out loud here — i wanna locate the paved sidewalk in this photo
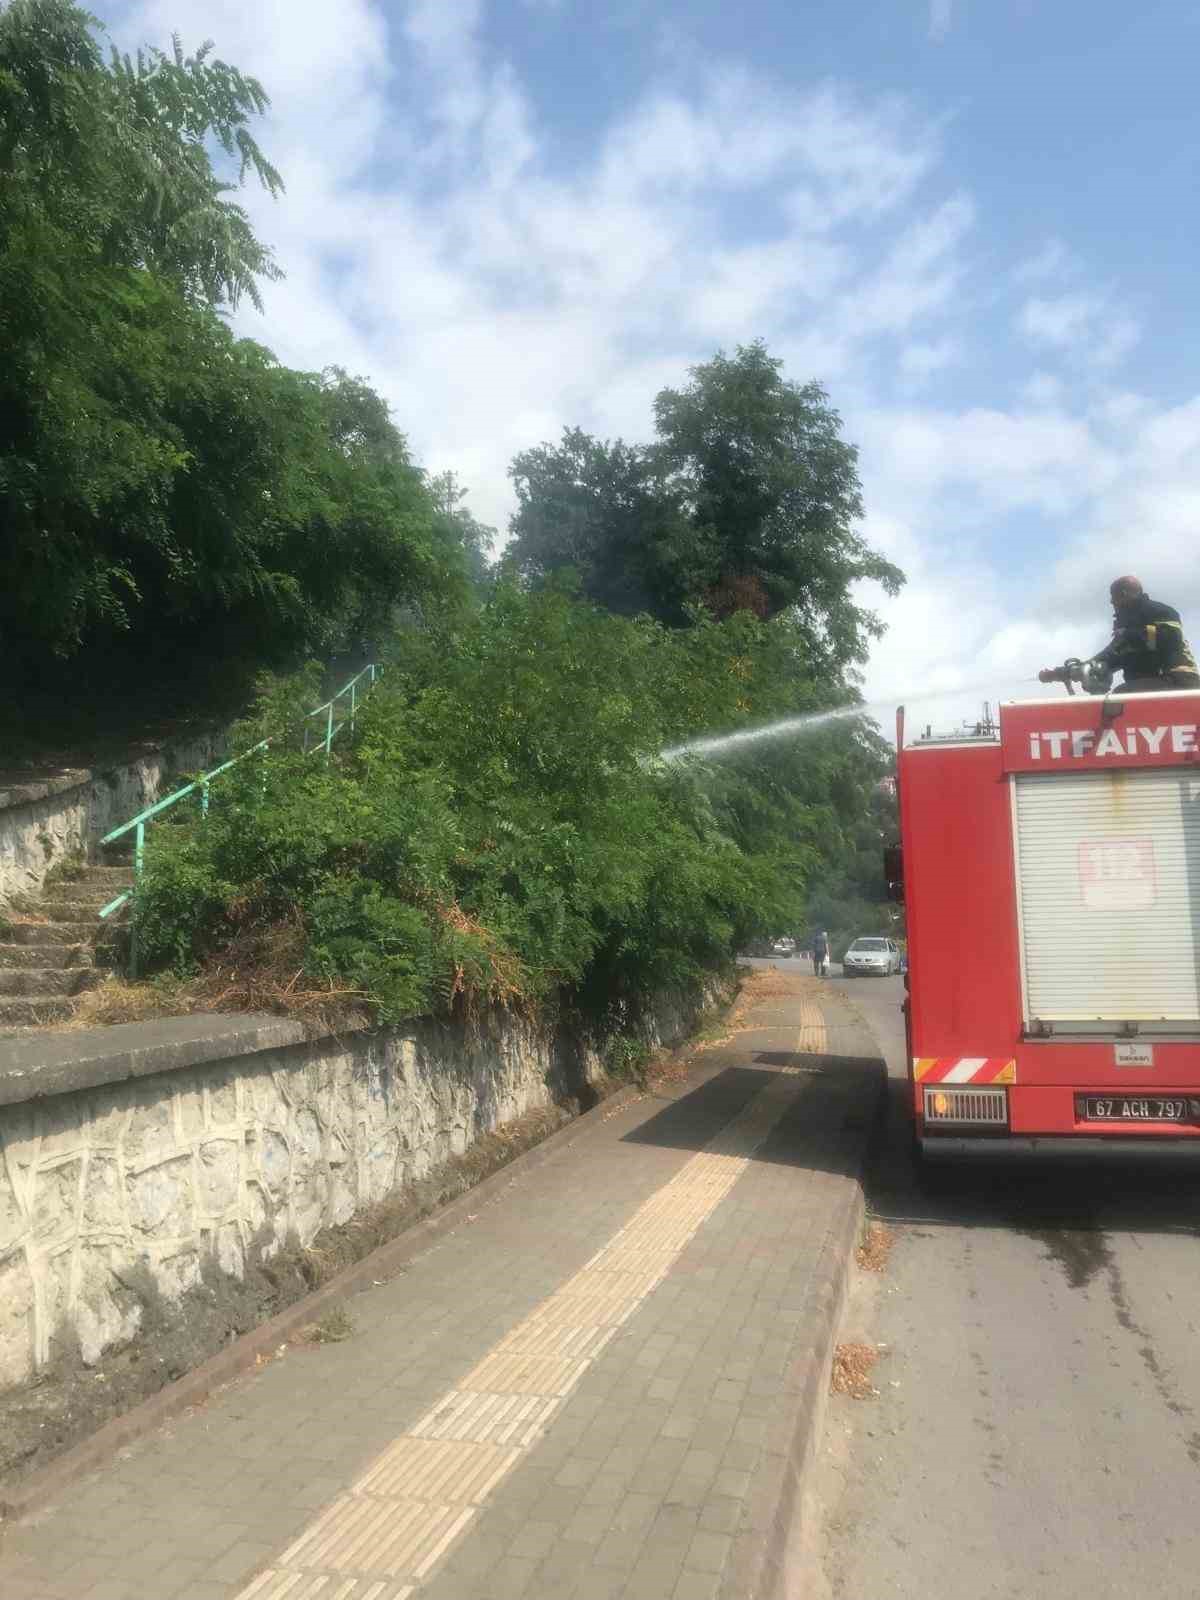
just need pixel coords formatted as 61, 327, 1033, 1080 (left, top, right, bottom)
0, 975, 883, 1600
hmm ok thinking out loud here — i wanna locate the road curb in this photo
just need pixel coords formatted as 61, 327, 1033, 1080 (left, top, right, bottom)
0, 1076, 649, 1527
724, 993, 886, 1600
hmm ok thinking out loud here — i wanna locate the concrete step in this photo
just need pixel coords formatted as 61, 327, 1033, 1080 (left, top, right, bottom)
40, 884, 122, 907
0, 997, 75, 1026
43, 867, 133, 892
85, 880, 134, 901
98, 845, 136, 865
0, 968, 97, 998
44, 862, 134, 880
32, 901, 111, 925
0, 942, 93, 970
0, 920, 97, 946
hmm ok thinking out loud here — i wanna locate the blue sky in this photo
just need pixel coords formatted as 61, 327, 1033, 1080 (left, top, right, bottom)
104, 0, 1200, 726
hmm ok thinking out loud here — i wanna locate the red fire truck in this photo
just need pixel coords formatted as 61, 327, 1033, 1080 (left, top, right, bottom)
896, 688, 1200, 1158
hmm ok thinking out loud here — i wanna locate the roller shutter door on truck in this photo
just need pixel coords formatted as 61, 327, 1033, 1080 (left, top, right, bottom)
1013, 768, 1200, 1024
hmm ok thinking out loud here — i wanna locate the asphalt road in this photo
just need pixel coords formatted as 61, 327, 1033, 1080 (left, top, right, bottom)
762, 961, 1200, 1600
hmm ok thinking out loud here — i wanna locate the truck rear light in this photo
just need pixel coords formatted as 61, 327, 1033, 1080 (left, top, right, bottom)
923, 1086, 1008, 1126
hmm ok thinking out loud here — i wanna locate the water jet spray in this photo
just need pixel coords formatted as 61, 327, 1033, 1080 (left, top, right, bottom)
659, 677, 1043, 763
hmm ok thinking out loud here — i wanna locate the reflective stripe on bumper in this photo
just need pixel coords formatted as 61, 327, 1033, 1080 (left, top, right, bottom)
914, 1057, 1016, 1084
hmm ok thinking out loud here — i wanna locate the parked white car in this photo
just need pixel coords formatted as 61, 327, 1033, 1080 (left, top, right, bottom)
842, 936, 902, 977
771, 936, 796, 956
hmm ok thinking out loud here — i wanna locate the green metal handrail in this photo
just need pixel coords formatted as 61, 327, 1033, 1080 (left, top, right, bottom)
97, 664, 380, 968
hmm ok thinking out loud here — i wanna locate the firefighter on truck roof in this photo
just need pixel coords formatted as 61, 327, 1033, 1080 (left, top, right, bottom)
1039, 575, 1200, 694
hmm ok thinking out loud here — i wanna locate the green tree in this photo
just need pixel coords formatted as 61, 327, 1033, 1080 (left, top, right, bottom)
0, 0, 282, 310
506, 343, 903, 676
0, 0, 470, 701
429, 471, 496, 594
505, 429, 703, 622
653, 342, 903, 672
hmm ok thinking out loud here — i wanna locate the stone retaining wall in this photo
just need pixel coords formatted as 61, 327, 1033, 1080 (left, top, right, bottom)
0, 987, 714, 1390
0, 729, 229, 907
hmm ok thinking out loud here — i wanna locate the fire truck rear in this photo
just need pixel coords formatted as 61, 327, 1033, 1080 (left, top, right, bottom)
896, 690, 1200, 1158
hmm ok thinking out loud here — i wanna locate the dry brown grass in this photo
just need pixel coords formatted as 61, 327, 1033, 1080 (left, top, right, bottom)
55, 924, 757, 1053
190, 918, 372, 1033
693, 963, 810, 1052
746, 967, 810, 999
856, 1221, 893, 1273
69, 975, 201, 1027
645, 1052, 691, 1088
65, 917, 373, 1035
62, 906, 530, 1036
434, 900, 528, 1013
298, 1306, 355, 1345
831, 1341, 881, 1399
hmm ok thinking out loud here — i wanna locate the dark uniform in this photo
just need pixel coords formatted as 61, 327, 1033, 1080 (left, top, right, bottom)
1093, 595, 1200, 692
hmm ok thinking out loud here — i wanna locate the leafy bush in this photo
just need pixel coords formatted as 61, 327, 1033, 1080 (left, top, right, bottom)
133, 583, 887, 1025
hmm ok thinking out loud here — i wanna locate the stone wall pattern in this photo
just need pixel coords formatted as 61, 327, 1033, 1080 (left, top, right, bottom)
0, 987, 708, 1391
0, 730, 229, 908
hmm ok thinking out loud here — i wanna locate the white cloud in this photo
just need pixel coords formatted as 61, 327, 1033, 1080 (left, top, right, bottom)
1017, 292, 1140, 369
878, 394, 1200, 733
863, 576, 1068, 719
600, 74, 936, 222
900, 338, 959, 383
110, 0, 960, 534
1050, 399, 1200, 604
103, 0, 1200, 743
1086, 389, 1150, 429
853, 503, 1082, 737
684, 236, 849, 339
856, 404, 1118, 528
843, 196, 974, 340
1019, 293, 1102, 347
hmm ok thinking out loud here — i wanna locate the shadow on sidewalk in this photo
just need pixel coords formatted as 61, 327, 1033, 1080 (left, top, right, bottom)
621, 1057, 884, 1179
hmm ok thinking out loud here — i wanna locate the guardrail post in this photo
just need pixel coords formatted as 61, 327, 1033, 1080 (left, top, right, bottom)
99, 665, 377, 977
130, 820, 145, 979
